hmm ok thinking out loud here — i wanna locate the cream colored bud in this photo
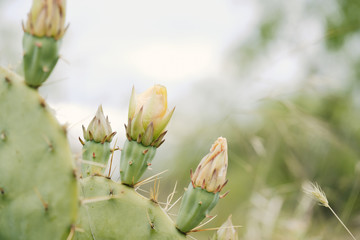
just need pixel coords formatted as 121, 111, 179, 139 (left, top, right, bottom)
24, 0, 67, 39
83, 105, 114, 143
128, 85, 174, 144
192, 137, 228, 193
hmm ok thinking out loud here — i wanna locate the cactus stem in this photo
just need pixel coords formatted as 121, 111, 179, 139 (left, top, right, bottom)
78, 159, 106, 169
0, 187, 4, 194
78, 137, 85, 146
34, 187, 49, 211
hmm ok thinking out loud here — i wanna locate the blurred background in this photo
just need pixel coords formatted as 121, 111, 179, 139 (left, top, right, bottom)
1, 0, 360, 239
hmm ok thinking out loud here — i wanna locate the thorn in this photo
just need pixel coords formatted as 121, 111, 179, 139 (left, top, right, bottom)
143, 149, 149, 155
0, 187, 4, 194
101, 135, 107, 144
220, 191, 229, 199
215, 185, 221, 193
78, 137, 85, 146
198, 201, 202, 205
66, 224, 76, 240
43, 136, 54, 152
206, 214, 213, 218
147, 162, 152, 166
129, 161, 133, 166
109, 189, 114, 195
146, 210, 155, 230
201, 179, 206, 189
137, 134, 142, 143
110, 147, 120, 152
92, 152, 96, 158
39, 98, 46, 108
34, 188, 49, 211
35, 42, 42, 48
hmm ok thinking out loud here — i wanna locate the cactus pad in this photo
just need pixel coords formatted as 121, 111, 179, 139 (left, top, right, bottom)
75, 176, 186, 240
0, 67, 78, 240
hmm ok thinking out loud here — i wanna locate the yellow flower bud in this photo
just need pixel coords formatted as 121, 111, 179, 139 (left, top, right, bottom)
24, 0, 67, 40
127, 85, 174, 147
192, 137, 228, 193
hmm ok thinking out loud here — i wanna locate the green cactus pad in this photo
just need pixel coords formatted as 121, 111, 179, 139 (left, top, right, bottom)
23, 32, 60, 88
75, 176, 186, 240
120, 139, 157, 186
0, 67, 78, 240
176, 183, 220, 233
81, 141, 111, 177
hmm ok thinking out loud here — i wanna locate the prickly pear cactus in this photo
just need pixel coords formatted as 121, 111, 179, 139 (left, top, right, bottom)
0, 67, 78, 240
75, 176, 186, 240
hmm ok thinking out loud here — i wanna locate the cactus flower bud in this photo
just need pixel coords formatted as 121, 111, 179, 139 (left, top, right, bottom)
80, 106, 116, 177
126, 85, 174, 147
24, 0, 67, 40
192, 137, 228, 193
176, 137, 229, 233
83, 105, 115, 143
215, 215, 238, 240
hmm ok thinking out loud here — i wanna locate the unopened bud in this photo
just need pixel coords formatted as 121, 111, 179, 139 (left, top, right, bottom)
192, 137, 228, 193
24, 0, 67, 40
83, 105, 115, 143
